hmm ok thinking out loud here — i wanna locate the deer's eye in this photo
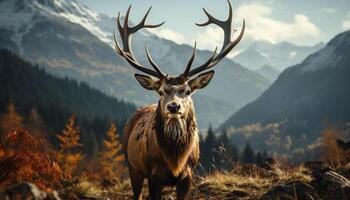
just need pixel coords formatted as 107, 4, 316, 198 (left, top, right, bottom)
185, 90, 191, 95
159, 91, 164, 96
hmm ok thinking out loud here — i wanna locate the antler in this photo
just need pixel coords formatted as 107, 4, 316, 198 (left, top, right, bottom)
183, 0, 245, 77
114, 5, 166, 78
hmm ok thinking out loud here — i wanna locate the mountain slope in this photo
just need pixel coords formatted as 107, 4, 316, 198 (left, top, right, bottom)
219, 30, 350, 157
0, 49, 136, 154
0, 0, 270, 128
255, 65, 280, 82
234, 41, 325, 71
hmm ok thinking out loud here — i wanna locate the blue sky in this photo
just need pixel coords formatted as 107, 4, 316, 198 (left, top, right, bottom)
77, 0, 350, 51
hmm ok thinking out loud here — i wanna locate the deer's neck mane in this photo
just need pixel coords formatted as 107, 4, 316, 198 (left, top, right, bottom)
155, 101, 197, 158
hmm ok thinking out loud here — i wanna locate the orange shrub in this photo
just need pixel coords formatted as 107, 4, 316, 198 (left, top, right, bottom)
0, 129, 68, 191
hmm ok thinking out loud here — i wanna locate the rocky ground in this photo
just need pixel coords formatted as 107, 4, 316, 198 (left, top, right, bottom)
1, 160, 350, 200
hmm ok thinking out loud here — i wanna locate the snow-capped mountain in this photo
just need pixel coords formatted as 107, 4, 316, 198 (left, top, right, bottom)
234, 41, 325, 71
0, 0, 270, 128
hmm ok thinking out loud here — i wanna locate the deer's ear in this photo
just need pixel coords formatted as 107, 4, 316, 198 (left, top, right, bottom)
189, 70, 215, 91
134, 74, 160, 90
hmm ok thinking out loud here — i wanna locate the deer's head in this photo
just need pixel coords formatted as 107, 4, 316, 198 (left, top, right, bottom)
114, 0, 245, 122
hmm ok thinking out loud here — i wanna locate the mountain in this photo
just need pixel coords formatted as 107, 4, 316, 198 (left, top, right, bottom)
0, 0, 270, 128
255, 65, 280, 82
234, 41, 325, 71
219, 30, 350, 160
0, 49, 136, 155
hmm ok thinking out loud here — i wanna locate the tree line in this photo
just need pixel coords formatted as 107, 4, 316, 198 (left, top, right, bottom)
0, 49, 136, 156
199, 125, 269, 173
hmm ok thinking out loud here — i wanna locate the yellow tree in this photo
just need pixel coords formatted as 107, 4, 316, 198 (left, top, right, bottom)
99, 123, 125, 178
56, 115, 84, 175
1, 102, 24, 135
321, 127, 345, 167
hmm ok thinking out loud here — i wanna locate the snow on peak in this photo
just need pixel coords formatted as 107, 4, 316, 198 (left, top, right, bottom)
0, 0, 115, 46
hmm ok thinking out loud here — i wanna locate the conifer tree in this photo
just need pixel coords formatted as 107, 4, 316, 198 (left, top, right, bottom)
262, 150, 268, 161
214, 130, 234, 170
231, 143, 239, 162
1, 102, 23, 135
201, 125, 217, 172
241, 143, 256, 164
26, 108, 45, 137
56, 115, 84, 175
256, 151, 263, 165
99, 123, 125, 178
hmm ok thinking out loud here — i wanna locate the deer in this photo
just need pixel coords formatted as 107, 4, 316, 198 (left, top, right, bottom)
114, 1, 244, 199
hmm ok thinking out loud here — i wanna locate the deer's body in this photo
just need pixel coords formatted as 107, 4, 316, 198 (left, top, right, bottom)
123, 104, 199, 198
113, 1, 244, 199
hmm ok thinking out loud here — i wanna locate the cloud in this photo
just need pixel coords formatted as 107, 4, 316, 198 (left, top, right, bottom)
148, 2, 321, 51
192, 2, 321, 51
148, 28, 186, 44
342, 12, 350, 30
235, 3, 320, 45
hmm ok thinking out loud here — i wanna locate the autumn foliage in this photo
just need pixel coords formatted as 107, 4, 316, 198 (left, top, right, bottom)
99, 123, 126, 178
0, 102, 24, 137
0, 129, 68, 191
56, 115, 84, 176
321, 126, 347, 167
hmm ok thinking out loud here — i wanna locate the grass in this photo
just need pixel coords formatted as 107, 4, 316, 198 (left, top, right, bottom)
58, 164, 314, 200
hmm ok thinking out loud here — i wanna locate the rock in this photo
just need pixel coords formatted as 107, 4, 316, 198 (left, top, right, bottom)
259, 181, 317, 200
308, 170, 350, 200
315, 170, 350, 199
4, 182, 61, 200
304, 161, 331, 178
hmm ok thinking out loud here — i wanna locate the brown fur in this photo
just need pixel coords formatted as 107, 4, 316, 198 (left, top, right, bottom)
123, 103, 199, 200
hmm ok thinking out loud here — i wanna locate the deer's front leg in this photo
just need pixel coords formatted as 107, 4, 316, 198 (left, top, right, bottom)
176, 167, 192, 200
148, 176, 163, 200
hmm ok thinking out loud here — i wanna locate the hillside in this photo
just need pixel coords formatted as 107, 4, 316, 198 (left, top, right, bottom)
255, 65, 280, 82
219, 30, 350, 158
0, 49, 136, 154
0, 0, 270, 128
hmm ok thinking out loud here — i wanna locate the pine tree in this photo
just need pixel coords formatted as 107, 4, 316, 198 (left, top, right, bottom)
262, 150, 269, 162
262, 150, 268, 161
99, 123, 125, 178
241, 143, 256, 164
201, 125, 217, 172
56, 115, 84, 175
26, 108, 45, 137
256, 151, 263, 165
214, 130, 234, 170
231, 143, 239, 162
1, 102, 24, 135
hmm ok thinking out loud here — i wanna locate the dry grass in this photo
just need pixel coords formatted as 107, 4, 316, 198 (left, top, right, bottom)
58, 165, 313, 200
192, 165, 312, 200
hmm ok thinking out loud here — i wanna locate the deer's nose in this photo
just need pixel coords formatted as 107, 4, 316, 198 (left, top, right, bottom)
167, 102, 180, 113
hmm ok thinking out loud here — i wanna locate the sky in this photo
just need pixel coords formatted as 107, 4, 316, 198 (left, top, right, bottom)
77, 0, 350, 52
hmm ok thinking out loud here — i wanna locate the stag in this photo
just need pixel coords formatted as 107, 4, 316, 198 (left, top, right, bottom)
114, 1, 245, 199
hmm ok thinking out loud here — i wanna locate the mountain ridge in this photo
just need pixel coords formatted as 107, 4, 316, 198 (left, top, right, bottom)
0, 0, 270, 128
218, 30, 350, 159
